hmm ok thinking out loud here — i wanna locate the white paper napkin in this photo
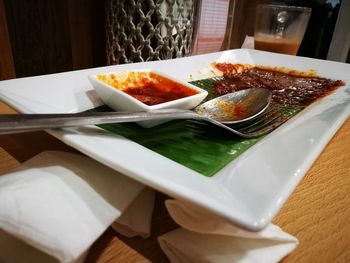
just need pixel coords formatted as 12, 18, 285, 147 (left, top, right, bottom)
0, 150, 298, 263
112, 187, 155, 239
0, 151, 146, 263
158, 200, 298, 263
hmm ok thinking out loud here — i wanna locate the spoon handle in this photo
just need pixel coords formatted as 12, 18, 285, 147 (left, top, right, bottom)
0, 109, 199, 134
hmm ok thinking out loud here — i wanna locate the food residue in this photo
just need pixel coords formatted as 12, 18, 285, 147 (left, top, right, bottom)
214, 100, 246, 120
211, 63, 345, 107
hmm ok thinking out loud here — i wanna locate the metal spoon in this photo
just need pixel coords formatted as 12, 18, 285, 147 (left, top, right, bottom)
0, 88, 271, 136
194, 88, 271, 124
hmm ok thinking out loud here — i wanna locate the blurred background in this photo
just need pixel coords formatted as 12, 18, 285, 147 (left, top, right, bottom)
0, 0, 349, 80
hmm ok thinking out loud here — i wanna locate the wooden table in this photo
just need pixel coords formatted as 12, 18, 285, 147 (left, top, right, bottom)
0, 101, 349, 262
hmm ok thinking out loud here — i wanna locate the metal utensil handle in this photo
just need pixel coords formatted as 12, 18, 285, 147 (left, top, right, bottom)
0, 109, 199, 134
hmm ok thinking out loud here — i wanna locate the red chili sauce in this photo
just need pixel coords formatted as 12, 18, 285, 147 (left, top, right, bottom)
123, 74, 198, 106
233, 103, 246, 118
212, 63, 345, 107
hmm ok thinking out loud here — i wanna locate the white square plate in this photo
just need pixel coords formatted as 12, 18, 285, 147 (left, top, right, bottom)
1, 49, 349, 230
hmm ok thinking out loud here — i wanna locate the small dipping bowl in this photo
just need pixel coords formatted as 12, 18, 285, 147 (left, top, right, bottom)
88, 69, 208, 127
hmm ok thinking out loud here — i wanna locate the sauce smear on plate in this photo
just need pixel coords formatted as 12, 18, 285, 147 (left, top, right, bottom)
212, 63, 345, 106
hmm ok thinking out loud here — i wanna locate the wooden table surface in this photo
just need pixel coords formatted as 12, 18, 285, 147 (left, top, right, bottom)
0, 101, 349, 263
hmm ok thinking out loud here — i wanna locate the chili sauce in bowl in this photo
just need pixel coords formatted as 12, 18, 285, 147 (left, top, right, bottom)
88, 70, 208, 127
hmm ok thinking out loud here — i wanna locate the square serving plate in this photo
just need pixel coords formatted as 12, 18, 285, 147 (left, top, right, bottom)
1, 49, 349, 231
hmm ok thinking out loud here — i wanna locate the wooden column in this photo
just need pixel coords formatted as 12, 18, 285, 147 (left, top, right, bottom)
3, 0, 106, 78
223, 0, 271, 50
67, 0, 106, 70
0, 0, 15, 80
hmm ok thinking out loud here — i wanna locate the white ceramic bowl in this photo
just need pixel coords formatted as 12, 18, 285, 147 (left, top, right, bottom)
88, 69, 208, 127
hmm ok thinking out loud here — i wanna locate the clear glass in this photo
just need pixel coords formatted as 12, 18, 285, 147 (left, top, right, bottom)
254, 4, 311, 55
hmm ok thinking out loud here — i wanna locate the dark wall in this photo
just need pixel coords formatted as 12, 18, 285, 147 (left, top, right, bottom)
4, 0, 106, 78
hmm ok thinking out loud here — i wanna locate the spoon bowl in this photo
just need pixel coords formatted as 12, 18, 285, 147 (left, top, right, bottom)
194, 88, 271, 124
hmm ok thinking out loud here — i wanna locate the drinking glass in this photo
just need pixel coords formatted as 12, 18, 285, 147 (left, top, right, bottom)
254, 4, 311, 55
